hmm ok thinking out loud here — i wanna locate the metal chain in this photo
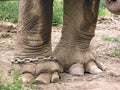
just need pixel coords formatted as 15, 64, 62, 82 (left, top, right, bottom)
11, 56, 57, 64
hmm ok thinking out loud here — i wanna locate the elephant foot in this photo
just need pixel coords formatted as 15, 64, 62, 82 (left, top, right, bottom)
85, 61, 103, 74
34, 61, 61, 84
69, 61, 104, 76
68, 51, 105, 76
54, 47, 105, 76
14, 58, 61, 85
34, 71, 59, 84
22, 73, 34, 85
35, 73, 51, 84
69, 63, 84, 76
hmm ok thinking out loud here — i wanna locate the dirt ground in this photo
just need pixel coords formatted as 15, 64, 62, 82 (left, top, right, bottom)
0, 17, 120, 90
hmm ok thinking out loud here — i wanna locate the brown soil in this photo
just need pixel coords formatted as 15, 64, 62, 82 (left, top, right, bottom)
0, 17, 120, 90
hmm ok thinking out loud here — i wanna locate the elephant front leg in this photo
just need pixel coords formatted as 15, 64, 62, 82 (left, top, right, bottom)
14, 0, 60, 84
53, 0, 105, 76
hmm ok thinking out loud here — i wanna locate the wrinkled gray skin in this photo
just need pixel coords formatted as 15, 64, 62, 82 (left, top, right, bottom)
14, 0, 120, 84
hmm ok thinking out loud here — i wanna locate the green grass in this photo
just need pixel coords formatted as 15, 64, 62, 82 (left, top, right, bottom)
98, 0, 109, 17
99, 8, 109, 17
0, 1, 18, 23
0, 70, 34, 90
0, 0, 110, 25
0, 70, 24, 90
102, 36, 120, 43
53, 0, 63, 25
102, 35, 120, 56
112, 51, 120, 56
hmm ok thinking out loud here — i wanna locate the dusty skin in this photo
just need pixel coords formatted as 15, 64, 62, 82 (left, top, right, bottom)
0, 17, 120, 90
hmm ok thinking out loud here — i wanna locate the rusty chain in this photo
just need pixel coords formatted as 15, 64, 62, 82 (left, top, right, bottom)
11, 56, 57, 64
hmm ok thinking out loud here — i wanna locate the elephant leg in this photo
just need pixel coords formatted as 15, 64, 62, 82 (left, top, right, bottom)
14, 0, 60, 84
53, 0, 105, 75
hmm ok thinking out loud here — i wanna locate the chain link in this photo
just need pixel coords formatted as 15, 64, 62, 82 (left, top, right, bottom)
12, 56, 57, 64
